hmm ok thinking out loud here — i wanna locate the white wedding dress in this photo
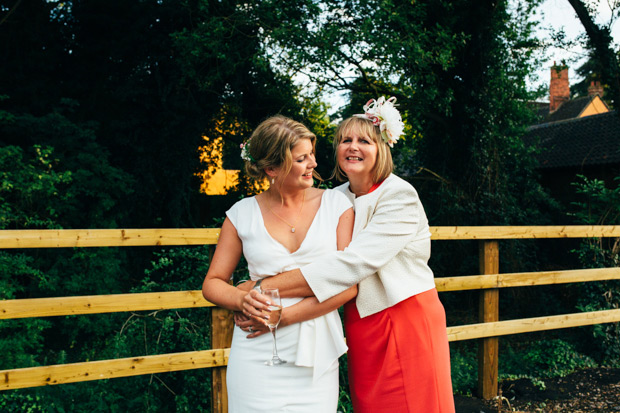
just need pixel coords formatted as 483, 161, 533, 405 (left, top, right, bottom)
225, 189, 352, 412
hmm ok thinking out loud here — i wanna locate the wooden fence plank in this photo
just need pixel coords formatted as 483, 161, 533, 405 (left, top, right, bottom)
0, 349, 230, 391
447, 309, 620, 342
435, 267, 620, 292
211, 308, 234, 413
1, 226, 619, 249
478, 241, 499, 400
431, 225, 620, 240
3, 308, 618, 391
4, 267, 618, 320
0, 291, 214, 319
0, 228, 220, 248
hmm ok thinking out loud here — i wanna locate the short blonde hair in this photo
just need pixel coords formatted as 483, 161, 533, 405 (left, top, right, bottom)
332, 116, 393, 183
244, 115, 318, 182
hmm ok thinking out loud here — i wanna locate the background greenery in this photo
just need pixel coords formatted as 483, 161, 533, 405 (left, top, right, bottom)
1, 0, 619, 411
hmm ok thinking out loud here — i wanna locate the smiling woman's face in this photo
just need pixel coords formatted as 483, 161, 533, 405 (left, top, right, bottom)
273, 138, 317, 190
336, 130, 378, 180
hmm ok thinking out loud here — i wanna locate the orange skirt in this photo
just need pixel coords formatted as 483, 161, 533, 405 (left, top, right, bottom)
344, 288, 455, 412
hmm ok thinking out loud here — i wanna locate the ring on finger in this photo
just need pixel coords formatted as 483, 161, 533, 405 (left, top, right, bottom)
249, 326, 253, 333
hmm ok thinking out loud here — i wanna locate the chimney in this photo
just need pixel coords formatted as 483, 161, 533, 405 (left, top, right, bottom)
549, 62, 570, 112
588, 80, 604, 97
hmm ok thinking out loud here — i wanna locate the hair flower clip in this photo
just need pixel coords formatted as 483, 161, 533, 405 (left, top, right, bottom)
353, 96, 405, 147
240, 140, 255, 163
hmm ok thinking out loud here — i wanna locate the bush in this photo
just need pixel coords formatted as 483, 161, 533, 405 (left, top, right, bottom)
450, 344, 478, 396
500, 338, 597, 380
569, 174, 620, 364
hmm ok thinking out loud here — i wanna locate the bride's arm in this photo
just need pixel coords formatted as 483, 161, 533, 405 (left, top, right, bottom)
201, 218, 247, 312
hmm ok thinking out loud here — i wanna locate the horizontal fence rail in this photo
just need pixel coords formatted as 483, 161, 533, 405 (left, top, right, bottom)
1, 349, 230, 391
1, 226, 619, 406
430, 225, 620, 239
0, 291, 213, 320
3, 268, 619, 320
435, 267, 620, 291
0, 228, 221, 248
2, 226, 619, 249
447, 309, 620, 342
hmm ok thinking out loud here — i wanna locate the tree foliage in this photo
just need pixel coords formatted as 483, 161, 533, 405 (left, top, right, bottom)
0, 0, 308, 410
565, 0, 620, 110
262, 0, 555, 275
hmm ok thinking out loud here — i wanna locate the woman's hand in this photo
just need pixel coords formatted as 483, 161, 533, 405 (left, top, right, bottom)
234, 311, 269, 338
242, 289, 272, 319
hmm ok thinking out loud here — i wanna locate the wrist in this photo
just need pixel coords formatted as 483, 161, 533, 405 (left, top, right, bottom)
253, 278, 263, 292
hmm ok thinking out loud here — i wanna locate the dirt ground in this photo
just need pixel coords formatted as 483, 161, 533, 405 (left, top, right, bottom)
454, 367, 620, 413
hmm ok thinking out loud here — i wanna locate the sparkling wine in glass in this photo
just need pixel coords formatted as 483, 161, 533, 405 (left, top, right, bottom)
262, 288, 286, 366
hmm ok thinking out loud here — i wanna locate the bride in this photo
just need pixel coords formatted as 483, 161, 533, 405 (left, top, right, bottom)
201, 115, 356, 412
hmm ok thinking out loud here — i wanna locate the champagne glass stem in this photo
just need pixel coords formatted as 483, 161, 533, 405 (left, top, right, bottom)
270, 328, 279, 359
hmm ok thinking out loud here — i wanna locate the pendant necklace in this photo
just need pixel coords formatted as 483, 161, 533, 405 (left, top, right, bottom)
267, 190, 306, 233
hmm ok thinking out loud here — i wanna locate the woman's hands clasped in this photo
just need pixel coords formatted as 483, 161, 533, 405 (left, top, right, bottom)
234, 310, 269, 338
234, 281, 275, 338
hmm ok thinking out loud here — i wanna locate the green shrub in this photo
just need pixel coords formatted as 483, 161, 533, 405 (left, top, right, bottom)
569, 174, 620, 364
450, 344, 478, 395
0, 392, 48, 413
500, 338, 596, 379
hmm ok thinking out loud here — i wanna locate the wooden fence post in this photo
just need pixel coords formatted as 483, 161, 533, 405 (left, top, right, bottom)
210, 307, 233, 413
208, 244, 234, 413
478, 240, 499, 400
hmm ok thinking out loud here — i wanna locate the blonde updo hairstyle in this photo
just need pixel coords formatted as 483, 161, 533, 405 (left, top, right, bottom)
244, 115, 319, 184
332, 116, 393, 183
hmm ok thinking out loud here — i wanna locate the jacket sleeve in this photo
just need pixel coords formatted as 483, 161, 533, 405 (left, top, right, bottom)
300, 180, 424, 302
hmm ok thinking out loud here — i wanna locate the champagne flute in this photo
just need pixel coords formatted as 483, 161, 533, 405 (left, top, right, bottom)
261, 288, 286, 366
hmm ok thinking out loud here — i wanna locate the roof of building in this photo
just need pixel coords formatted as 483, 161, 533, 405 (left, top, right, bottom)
544, 96, 594, 123
534, 95, 610, 124
526, 111, 620, 169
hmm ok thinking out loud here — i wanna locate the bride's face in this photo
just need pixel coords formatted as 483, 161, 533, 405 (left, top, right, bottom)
276, 139, 317, 190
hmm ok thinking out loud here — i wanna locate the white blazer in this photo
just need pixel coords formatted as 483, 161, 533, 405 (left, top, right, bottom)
300, 174, 436, 318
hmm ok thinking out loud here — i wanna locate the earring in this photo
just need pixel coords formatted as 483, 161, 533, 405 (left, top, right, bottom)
271, 177, 275, 184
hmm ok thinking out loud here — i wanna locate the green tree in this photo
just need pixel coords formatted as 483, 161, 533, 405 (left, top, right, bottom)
0, 1, 322, 410
0, 0, 308, 228
565, 0, 620, 110
264, 0, 556, 273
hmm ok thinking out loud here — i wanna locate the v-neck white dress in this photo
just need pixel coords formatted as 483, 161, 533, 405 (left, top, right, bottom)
225, 189, 352, 412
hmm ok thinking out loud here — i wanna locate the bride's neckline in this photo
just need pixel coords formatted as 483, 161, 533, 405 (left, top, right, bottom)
254, 190, 325, 254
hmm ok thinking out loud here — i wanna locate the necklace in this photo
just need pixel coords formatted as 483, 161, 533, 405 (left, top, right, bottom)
267, 190, 306, 233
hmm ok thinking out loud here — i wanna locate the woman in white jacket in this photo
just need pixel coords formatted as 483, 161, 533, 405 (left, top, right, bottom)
242, 98, 455, 412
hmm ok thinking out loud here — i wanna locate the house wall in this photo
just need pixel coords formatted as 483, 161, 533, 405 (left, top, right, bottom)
580, 96, 609, 118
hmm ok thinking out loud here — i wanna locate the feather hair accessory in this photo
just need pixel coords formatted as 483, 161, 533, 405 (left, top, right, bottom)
353, 96, 405, 147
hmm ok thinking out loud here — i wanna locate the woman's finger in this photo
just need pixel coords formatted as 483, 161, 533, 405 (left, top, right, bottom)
246, 329, 267, 339
233, 311, 250, 325
245, 320, 269, 338
242, 290, 271, 318
236, 318, 253, 329
242, 301, 263, 318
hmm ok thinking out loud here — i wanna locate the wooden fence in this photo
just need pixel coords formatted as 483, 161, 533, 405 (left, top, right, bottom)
1, 226, 620, 409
